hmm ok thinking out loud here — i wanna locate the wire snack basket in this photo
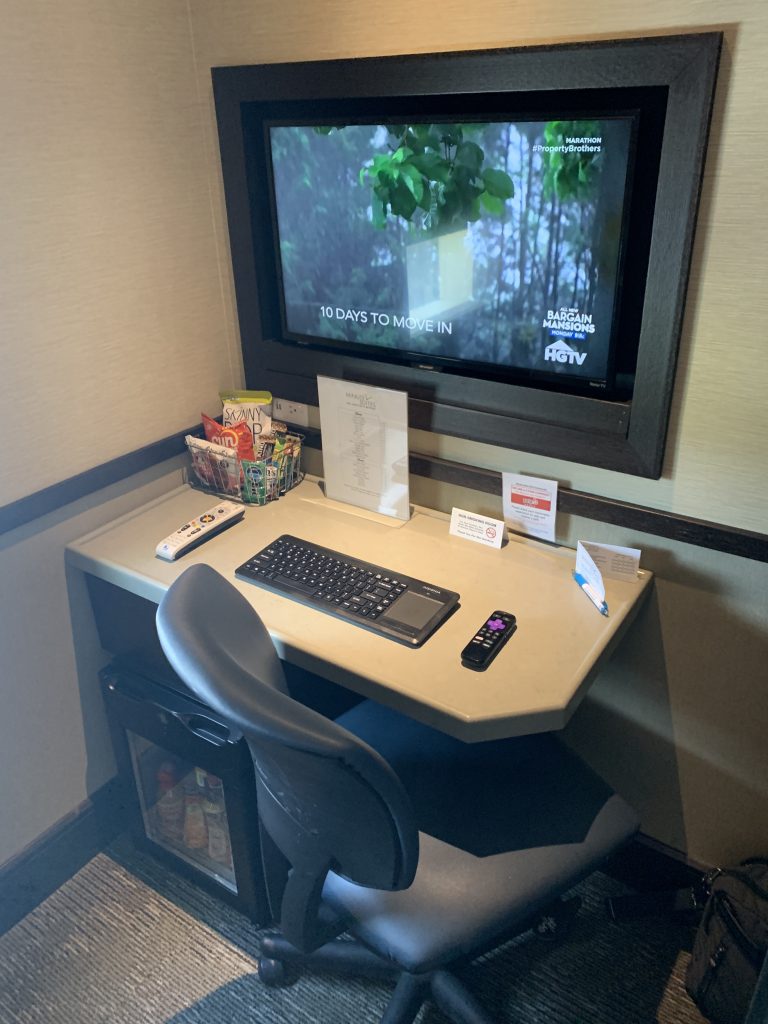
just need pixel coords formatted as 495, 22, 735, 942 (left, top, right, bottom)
185, 433, 304, 506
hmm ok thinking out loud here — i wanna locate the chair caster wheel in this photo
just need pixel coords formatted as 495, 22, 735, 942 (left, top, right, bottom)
257, 956, 286, 986
534, 896, 582, 941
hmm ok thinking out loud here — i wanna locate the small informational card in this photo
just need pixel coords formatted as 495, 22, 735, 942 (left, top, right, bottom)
579, 540, 641, 582
575, 542, 606, 600
317, 376, 410, 521
449, 508, 505, 549
574, 542, 608, 615
502, 472, 558, 542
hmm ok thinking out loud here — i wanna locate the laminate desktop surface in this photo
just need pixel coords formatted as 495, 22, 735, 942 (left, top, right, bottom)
66, 478, 653, 741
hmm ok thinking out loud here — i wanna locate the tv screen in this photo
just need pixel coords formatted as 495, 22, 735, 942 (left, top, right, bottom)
213, 36, 720, 476
267, 115, 635, 392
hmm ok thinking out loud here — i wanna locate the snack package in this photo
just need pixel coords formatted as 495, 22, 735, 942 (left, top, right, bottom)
220, 390, 272, 443
242, 461, 268, 505
253, 434, 276, 460
272, 433, 289, 459
201, 413, 255, 463
186, 435, 240, 495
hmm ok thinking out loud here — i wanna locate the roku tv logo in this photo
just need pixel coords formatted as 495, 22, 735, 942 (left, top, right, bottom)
544, 339, 587, 366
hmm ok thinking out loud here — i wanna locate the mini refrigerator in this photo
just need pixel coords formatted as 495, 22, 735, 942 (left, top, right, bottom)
101, 663, 270, 924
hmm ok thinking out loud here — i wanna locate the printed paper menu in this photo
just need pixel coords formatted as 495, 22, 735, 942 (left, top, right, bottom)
317, 376, 410, 520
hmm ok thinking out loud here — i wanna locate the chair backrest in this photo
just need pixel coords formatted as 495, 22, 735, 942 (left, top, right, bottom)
156, 564, 419, 951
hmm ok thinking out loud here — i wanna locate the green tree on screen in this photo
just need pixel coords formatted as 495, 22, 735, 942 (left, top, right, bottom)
317, 123, 515, 233
540, 120, 602, 201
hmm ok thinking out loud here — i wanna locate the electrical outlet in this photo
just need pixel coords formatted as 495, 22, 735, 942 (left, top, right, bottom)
273, 397, 309, 427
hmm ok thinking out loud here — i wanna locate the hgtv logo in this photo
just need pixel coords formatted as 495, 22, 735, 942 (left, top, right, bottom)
544, 339, 587, 366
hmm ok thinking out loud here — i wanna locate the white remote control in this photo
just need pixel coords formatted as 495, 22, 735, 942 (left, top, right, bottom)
155, 499, 245, 561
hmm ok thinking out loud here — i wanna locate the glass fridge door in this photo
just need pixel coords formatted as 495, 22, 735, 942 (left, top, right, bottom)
126, 730, 237, 892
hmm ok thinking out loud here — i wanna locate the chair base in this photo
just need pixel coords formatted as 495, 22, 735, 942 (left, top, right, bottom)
258, 933, 495, 1024
258, 896, 582, 1023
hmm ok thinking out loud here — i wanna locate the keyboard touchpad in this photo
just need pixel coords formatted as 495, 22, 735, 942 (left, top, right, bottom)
381, 591, 444, 630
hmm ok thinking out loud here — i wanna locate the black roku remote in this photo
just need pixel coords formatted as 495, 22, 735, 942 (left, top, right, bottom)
460, 611, 517, 671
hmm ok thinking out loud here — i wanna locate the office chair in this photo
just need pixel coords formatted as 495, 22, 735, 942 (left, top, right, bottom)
157, 564, 639, 1024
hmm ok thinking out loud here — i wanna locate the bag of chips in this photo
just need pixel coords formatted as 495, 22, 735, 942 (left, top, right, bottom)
220, 390, 272, 443
201, 413, 255, 463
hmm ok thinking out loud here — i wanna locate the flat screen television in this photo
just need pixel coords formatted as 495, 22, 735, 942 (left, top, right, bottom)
266, 112, 638, 397
213, 34, 721, 477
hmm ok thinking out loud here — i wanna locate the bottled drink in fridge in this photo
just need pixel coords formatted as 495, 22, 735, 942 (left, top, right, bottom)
203, 774, 232, 866
182, 769, 208, 850
155, 760, 184, 843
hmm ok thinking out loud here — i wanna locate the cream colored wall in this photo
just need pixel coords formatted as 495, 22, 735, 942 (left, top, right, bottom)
0, 1, 242, 505
0, 459, 187, 868
0, 1, 235, 865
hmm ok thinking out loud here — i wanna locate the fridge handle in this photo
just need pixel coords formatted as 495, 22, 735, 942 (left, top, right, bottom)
172, 713, 234, 747
103, 674, 238, 747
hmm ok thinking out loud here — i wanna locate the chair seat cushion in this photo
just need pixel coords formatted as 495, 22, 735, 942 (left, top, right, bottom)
323, 700, 639, 972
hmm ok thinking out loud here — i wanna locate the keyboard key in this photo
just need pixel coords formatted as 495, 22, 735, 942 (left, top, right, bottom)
274, 574, 317, 595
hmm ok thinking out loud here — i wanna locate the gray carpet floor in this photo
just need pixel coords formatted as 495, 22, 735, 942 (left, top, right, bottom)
0, 837, 708, 1023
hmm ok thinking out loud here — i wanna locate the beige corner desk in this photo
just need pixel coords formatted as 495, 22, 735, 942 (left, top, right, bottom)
66, 477, 652, 742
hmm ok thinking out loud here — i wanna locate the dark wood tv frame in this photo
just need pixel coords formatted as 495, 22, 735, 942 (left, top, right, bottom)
212, 32, 721, 478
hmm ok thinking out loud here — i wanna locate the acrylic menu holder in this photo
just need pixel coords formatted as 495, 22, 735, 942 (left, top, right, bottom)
299, 478, 412, 528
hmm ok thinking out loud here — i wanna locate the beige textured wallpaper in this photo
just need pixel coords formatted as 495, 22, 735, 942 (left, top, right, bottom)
0, 1, 242, 505
188, 0, 768, 535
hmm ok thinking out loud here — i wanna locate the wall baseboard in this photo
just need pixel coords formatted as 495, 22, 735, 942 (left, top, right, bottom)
0, 776, 128, 936
606, 833, 709, 893
600, 835, 713, 924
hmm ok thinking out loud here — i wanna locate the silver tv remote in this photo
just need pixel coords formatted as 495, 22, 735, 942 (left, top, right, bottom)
155, 500, 245, 561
